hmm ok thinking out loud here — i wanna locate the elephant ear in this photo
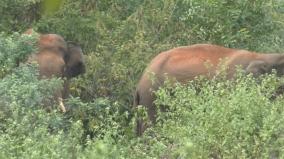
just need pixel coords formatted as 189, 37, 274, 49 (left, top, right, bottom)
64, 41, 85, 78
246, 60, 271, 77
63, 41, 76, 62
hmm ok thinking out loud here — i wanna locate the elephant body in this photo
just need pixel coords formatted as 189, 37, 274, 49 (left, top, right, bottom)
135, 44, 284, 135
25, 30, 85, 112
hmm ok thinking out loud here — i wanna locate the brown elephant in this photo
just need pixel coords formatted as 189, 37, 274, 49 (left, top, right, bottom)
25, 29, 85, 112
134, 44, 284, 135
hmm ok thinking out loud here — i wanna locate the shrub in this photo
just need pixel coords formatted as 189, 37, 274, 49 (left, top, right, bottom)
0, 0, 42, 33
0, 32, 37, 78
151, 73, 284, 158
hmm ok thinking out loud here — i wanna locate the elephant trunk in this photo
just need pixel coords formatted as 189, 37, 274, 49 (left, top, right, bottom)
58, 97, 66, 113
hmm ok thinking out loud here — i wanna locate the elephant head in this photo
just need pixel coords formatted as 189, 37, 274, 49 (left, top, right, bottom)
25, 30, 86, 112
64, 42, 86, 79
245, 54, 284, 77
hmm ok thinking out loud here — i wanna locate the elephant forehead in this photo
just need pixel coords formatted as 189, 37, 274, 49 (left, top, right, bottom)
39, 34, 67, 49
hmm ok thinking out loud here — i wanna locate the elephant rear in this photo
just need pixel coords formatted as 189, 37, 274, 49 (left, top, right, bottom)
133, 44, 252, 136
134, 68, 162, 136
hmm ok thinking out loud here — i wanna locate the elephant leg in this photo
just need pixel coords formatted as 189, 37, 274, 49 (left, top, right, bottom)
136, 118, 145, 136
136, 90, 156, 136
62, 79, 70, 99
136, 102, 157, 136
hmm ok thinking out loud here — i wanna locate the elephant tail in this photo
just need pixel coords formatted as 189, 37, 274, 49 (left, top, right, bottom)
133, 88, 140, 108
133, 88, 144, 136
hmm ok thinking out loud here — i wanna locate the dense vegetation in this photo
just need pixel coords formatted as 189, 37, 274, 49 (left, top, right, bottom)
1, 0, 284, 158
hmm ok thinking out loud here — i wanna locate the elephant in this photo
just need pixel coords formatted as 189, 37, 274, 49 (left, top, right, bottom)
134, 43, 284, 136
24, 29, 85, 112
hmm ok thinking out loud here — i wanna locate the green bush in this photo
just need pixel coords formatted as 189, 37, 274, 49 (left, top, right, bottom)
0, 64, 79, 158
0, 0, 42, 33
0, 32, 37, 78
151, 73, 284, 158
